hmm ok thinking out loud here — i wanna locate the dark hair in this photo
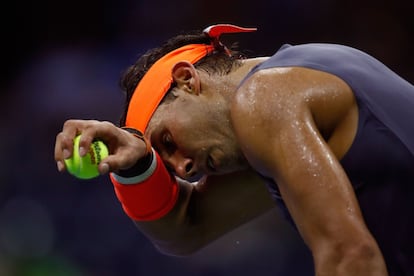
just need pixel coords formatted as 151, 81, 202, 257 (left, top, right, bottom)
118, 29, 246, 126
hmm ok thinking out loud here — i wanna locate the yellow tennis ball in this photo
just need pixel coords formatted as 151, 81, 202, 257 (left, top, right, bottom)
64, 135, 109, 179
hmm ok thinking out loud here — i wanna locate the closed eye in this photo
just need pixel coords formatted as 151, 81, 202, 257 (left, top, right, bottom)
162, 132, 176, 154
206, 155, 216, 172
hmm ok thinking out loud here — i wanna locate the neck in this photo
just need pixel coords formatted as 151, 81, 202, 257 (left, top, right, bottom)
212, 57, 269, 102
238, 57, 269, 76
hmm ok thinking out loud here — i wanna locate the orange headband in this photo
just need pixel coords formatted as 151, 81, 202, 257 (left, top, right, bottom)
125, 24, 257, 132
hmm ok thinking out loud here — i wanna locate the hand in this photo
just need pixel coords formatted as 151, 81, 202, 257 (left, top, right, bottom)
54, 119, 148, 175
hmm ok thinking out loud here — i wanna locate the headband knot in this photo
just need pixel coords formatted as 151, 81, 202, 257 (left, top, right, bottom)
203, 24, 257, 54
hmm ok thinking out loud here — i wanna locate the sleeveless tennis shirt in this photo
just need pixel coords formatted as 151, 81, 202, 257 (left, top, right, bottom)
244, 44, 414, 275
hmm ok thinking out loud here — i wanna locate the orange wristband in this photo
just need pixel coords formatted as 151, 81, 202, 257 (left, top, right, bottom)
110, 150, 179, 221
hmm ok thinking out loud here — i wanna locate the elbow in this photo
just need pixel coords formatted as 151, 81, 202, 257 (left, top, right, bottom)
342, 240, 385, 268
151, 238, 206, 257
313, 237, 387, 275
147, 223, 211, 257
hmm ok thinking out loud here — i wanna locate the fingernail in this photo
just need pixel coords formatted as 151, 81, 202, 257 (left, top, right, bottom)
100, 163, 109, 174
57, 161, 64, 172
79, 146, 86, 157
63, 149, 71, 159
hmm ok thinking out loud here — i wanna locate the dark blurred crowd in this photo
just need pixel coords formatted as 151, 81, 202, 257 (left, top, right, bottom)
2, 0, 412, 275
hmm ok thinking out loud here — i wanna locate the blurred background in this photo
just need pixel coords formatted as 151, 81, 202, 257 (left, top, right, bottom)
2, 0, 413, 275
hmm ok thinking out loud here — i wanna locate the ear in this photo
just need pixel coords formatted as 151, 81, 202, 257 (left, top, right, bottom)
171, 61, 201, 95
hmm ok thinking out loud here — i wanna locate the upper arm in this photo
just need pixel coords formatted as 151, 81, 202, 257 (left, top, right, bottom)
231, 68, 371, 252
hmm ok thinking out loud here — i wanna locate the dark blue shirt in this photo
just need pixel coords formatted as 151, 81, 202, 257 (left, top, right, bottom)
245, 44, 414, 275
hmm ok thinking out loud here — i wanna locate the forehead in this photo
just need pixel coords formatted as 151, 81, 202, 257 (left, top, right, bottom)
145, 104, 166, 137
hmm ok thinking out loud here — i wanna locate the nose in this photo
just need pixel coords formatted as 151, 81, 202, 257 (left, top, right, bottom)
165, 152, 197, 180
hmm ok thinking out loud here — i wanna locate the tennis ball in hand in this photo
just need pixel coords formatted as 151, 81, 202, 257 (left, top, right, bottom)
64, 135, 109, 179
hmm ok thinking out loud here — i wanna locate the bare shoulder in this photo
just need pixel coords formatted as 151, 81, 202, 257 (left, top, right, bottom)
232, 66, 354, 120
231, 66, 357, 175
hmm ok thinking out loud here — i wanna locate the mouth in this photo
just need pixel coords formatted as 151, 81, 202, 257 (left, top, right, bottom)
186, 172, 204, 183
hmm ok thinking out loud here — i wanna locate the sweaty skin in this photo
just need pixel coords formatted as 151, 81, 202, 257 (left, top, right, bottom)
55, 58, 388, 275
136, 61, 387, 275
232, 67, 386, 275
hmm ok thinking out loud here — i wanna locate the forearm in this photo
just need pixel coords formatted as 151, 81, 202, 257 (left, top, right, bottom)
110, 149, 198, 255
112, 168, 274, 256
132, 180, 201, 256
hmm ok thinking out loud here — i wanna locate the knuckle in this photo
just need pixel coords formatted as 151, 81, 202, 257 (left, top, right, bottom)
63, 119, 73, 129
63, 119, 84, 130
101, 120, 115, 130
56, 131, 64, 141
61, 135, 74, 145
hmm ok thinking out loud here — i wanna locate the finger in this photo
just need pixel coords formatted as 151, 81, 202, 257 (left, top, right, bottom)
55, 124, 80, 172
98, 152, 131, 174
76, 131, 94, 158
99, 142, 145, 174
60, 119, 85, 157
74, 120, 109, 157
54, 133, 65, 172
78, 121, 119, 157
99, 161, 110, 175
55, 134, 76, 172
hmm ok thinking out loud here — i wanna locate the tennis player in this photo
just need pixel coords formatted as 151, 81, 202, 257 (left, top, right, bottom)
55, 24, 414, 275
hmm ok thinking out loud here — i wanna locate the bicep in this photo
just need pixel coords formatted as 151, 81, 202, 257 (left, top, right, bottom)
269, 111, 365, 247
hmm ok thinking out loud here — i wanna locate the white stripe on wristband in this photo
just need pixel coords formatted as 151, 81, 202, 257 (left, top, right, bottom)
111, 148, 157, 185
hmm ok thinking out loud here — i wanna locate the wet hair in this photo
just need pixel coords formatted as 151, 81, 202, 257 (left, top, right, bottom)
118, 29, 246, 126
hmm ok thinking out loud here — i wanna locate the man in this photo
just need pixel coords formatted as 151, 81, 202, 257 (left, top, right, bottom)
55, 24, 414, 275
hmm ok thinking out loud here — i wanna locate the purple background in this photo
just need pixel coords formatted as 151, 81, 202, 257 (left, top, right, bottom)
2, 0, 412, 275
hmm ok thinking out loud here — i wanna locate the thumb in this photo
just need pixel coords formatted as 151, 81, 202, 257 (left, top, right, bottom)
98, 150, 139, 175
98, 157, 111, 175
